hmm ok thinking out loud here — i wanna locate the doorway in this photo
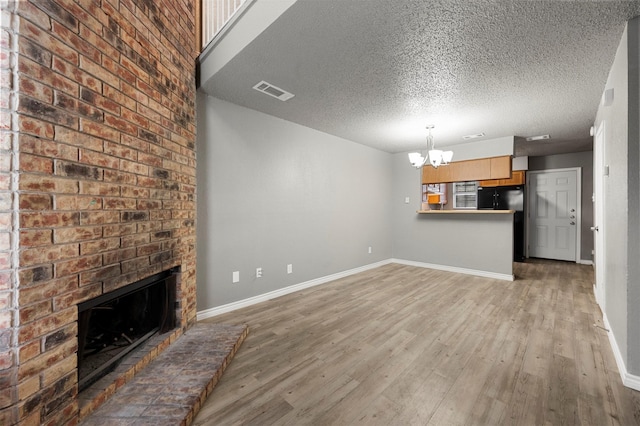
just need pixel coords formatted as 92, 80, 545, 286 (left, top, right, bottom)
527, 168, 581, 262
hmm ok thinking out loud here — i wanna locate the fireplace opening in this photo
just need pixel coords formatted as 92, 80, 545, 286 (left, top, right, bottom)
77, 268, 178, 392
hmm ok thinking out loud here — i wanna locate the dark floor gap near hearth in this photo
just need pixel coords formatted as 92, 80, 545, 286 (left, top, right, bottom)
80, 323, 248, 426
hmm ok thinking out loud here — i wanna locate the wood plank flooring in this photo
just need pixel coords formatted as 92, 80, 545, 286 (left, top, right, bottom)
194, 260, 640, 425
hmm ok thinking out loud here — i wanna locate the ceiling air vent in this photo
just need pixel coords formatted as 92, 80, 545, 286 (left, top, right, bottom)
252, 81, 295, 101
525, 134, 550, 142
463, 133, 485, 140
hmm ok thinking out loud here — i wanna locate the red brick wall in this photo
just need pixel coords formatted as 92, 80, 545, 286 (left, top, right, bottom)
0, 0, 197, 424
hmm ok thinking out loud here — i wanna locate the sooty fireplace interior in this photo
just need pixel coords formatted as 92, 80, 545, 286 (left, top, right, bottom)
77, 268, 178, 392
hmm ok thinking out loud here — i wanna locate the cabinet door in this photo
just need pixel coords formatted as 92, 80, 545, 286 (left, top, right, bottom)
490, 156, 512, 179
479, 157, 514, 186
479, 179, 498, 187
512, 170, 525, 184
422, 163, 452, 184
455, 158, 490, 182
497, 170, 525, 186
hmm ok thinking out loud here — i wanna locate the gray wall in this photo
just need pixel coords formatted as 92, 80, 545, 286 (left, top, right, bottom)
628, 17, 640, 377
596, 22, 629, 372
196, 94, 393, 310
196, 95, 604, 314
594, 19, 640, 377
391, 153, 513, 277
528, 151, 594, 262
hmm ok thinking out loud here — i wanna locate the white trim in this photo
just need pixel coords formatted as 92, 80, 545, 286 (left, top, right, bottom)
526, 167, 582, 263
578, 259, 593, 265
197, 259, 393, 320
602, 312, 640, 391
623, 372, 640, 391
576, 167, 583, 264
392, 258, 514, 281
198, 0, 297, 84
200, 0, 256, 60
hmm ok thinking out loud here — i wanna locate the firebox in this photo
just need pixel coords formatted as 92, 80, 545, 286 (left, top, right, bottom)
77, 268, 178, 392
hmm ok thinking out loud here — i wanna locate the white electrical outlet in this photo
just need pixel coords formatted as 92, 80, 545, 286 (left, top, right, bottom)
232, 271, 240, 283
287, 264, 293, 274
368, 246, 372, 254
256, 267, 262, 278
405, 197, 410, 204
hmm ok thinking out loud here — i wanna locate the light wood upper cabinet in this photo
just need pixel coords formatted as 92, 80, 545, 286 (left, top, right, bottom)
452, 158, 491, 182
422, 155, 512, 184
422, 162, 452, 184
490, 156, 511, 179
479, 170, 525, 187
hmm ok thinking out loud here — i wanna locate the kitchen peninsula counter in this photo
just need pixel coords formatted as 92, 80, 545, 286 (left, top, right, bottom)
417, 210, 514, 214
394, 208, 515, 281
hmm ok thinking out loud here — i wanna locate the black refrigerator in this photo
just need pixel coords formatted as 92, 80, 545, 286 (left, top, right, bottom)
477, 185, 525, 262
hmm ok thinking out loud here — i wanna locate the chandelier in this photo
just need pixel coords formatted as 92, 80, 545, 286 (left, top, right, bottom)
408, 125, 453, 168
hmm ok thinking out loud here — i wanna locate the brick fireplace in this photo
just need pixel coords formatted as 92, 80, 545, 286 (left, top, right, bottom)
0, 0, 198, 424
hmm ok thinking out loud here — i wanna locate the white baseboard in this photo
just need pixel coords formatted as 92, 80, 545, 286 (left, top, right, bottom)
391, 258, 515, 281
197, 259, 393, 320
593, 283, 606, 309
578, 259, 594, 265
602, 312, 640, 391
197, 258, 514, 320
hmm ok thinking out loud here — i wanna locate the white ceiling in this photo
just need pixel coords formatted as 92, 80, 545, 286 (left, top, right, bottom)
200, 0, 640, 157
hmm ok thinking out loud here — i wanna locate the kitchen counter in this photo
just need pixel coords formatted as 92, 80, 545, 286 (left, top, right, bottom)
417, 210, 515, 214
395, 208, 515, 281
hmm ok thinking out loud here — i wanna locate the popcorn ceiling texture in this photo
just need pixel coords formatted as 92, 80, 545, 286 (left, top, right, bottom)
0, 0, 197, 424
202, 0, 640, 155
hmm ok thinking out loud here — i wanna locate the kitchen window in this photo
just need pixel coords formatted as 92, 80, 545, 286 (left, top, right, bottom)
453, 181, 478, 209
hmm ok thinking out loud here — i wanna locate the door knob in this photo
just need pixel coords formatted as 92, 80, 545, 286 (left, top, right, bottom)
591, 226, 599, 231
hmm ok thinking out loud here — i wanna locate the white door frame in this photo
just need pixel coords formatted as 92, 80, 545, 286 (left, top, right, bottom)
593, 123, 606, 307
526, 167, 582, 262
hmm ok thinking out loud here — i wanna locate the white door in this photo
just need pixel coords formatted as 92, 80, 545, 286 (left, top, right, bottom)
593, 124, 605, 306
529, 169, 579, 261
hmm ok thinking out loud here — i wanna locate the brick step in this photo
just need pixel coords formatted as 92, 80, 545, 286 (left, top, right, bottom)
80, 323, 248, 426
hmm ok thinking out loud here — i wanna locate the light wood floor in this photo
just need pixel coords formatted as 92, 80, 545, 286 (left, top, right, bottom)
194, 260, 640, 425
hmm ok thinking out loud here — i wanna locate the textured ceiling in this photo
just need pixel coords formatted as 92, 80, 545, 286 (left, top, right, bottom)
200, 0, 640, 157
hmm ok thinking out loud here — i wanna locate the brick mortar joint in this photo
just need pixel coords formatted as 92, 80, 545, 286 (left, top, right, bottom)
4, 0, 20, 352
0, 1, 198, 423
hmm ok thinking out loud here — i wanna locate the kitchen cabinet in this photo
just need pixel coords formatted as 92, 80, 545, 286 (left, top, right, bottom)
479, 170, 525, 187
422, 155, 512, 184
422, 183, 447, 208
490, 156, 511, 179
422, 162, 452, 183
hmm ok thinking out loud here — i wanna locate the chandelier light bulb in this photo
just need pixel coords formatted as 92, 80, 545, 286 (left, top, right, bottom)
407, 125, 453, 169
